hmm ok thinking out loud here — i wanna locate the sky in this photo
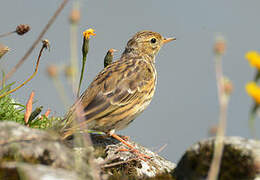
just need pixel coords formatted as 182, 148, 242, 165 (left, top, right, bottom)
1, 0, 260, 162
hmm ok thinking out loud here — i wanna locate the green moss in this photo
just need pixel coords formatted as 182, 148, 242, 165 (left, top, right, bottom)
93, 146, 107, 159
104, 159, 140, 177
29, 116, 62, 129
0, 94, 25, 124
0, 83, 62, 130
219, 144, 256, 179
173, 142, 257, 180
0, 166, 20, 180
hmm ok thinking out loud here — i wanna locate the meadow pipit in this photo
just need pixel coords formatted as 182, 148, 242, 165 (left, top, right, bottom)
63, 31, 175, 157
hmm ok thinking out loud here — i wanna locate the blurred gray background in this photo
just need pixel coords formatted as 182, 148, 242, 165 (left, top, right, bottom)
1, 0, 260, 162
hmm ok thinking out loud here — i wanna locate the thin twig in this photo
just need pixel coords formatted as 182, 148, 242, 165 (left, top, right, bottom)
0, 40, 49, 99
73, 101, 101, 180
69, 1, 80, 92
70, 24, 79, 91
2, 0, 69, 82
52, 76, 70, 108
0, 31, 15, 38
207, 54, 228, 180
101, 158, 138, 169
156, 144, 168, 154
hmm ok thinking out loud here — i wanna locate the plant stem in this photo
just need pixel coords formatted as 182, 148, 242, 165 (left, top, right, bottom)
248, 69, 260, 137
70, 24, 79, 91
0, 31, 15, 38
2, 0, 69, 83
207, 54, 229, 180
0, 42, 48, 99
77, 37, 89, 97
52, 76, 70, 109
69, 2, 80, 93
77, 55, 86, 97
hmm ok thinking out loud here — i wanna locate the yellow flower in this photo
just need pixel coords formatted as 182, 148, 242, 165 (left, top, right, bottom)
83, 28, 96, 39
246, 82, 260, 104
245, 51, 260, 70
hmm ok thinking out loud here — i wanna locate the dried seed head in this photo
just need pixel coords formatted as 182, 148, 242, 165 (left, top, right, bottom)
0, 44, 9, 59
108, 48, 117, 55
69, 9, 80, 24
42, 39, 50, 52
16, 24, 31, 35
65, 65, 75, 78
47, 64, 58, 78
223, 77, 233, 95
214, 37, 226, 55
208, 125, 218, 136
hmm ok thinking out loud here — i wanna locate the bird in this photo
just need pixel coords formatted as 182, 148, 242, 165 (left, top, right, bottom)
62, 31, 175, 158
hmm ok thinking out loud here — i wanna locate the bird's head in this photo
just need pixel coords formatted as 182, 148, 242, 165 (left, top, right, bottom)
123, 31, 176, 61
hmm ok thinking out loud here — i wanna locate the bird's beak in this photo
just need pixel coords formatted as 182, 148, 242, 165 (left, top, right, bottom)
162, 37, 176, 44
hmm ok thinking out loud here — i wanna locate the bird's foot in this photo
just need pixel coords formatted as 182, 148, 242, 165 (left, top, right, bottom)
119, 135, 130, 141
117, 148, 151, 161
110, 133, 151, 161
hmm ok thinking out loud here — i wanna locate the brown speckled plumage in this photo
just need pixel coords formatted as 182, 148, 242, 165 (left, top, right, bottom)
62, 31, 175, 136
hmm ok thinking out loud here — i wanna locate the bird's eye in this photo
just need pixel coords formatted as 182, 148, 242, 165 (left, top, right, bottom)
150, 38, 157, 44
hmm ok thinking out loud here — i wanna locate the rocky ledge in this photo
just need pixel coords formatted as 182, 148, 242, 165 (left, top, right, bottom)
0, 121, 259, 180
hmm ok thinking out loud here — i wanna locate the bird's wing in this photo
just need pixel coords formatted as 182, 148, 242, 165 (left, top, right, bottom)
76, 57, 155, 123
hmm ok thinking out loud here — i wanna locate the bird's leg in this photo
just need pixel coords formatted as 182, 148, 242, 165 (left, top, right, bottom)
119, 135, 130, 141
108, 130, 151, 160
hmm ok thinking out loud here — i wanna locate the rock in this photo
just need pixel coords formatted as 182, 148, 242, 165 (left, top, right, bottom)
89, 133, 176, 178
0, 162, 79, 180
0, 121, 99, 180
0, 121, 75, 169
0, 122, 176, 179
172, 136, 260, 180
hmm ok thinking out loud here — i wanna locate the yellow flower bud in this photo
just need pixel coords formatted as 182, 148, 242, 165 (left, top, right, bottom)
245, 51, 260, 70
83, 28, 96, 39
246, 82, 260, 104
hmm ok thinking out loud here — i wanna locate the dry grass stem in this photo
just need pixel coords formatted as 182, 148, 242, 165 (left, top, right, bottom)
207, 40, 229, 180
51, 75, 70, 108
0, 31, 15, 38
0, 40, 49, 99
69, 2, 80, 92
2, 0, 69, 83
101, 158, 138, 169
156, 144, 168, 154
